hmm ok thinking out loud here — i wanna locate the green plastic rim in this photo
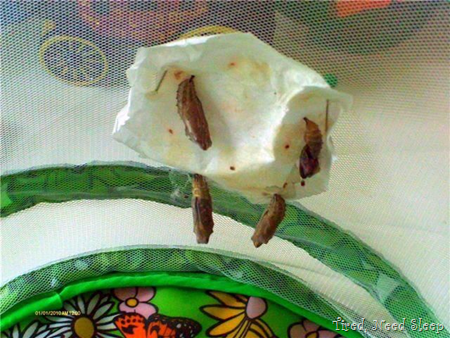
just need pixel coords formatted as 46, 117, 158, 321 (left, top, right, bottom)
0, 248, 346, 333
1, 163, 446, 338
0, 270, 363, 338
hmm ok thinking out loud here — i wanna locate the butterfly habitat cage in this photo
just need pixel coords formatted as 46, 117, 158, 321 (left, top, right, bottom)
0, 1, 448, 338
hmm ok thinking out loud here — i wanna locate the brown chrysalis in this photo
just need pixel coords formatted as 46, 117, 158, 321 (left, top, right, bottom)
251, 194, 286, 248
299, 118, 323, 179
176, 76, 212, 151
192, 174, 214, 244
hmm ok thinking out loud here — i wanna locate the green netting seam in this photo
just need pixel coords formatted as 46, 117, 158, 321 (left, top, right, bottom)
1, 270, 362, 338
1, 163, 446, 338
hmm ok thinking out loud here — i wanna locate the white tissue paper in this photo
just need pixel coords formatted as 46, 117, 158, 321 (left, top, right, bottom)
113, 33, 352, 204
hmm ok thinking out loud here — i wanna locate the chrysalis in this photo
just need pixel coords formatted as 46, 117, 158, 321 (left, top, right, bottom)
251, 194, 286, 248
299, 118, 323, 179
176, 76, 212, 151
192, 174, 214, 244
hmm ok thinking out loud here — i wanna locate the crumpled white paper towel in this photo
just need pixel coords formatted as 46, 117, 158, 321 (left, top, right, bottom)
113, 33, 352, 203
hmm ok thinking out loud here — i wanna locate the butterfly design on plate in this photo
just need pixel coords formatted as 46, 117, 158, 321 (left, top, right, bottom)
114, 313, 201, 338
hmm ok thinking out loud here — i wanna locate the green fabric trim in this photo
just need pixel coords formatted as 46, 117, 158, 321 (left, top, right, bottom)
0, 271, 361, 338
1, 249, 348, 333
1, 163, 445, 338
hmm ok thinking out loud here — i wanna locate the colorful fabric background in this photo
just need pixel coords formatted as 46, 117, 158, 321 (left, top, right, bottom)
1, 286, 342, 338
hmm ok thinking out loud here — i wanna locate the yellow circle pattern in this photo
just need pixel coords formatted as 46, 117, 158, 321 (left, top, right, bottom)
39, 35, 108, 86
73, 316, 95, 338
125, 298, 139, 307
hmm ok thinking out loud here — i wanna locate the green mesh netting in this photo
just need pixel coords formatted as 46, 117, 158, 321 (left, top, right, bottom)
1, 164, 447, 337
1, 1, 449, 338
